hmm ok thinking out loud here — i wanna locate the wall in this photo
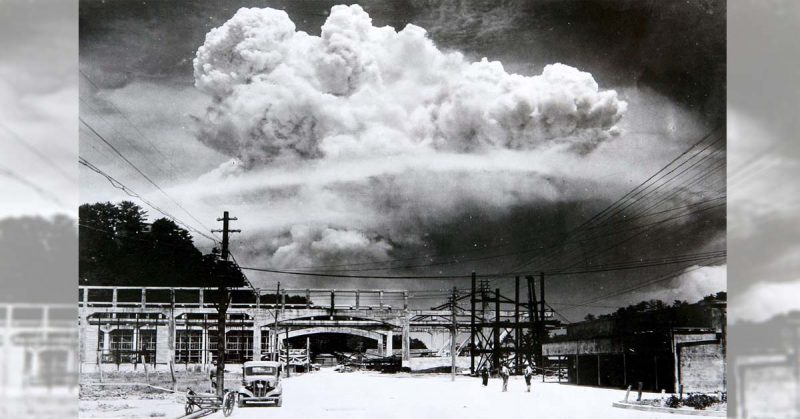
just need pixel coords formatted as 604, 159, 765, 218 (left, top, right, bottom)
678, 341, 725, 394
674, 331, 725, 394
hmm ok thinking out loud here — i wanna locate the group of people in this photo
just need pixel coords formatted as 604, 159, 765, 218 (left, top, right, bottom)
480, 363, 535, 392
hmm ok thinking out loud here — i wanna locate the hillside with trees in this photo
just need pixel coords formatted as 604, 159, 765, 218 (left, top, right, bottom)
79, 201, 245, 288
0, 215, 77, 302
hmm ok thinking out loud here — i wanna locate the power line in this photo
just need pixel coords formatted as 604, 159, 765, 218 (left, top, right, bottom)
0, 164, 68, 208
80, 117, 219, 241
79, 156, 218, 243
80, 70, 180, 176
271, 128, 725, 275
0, 120, 77, 182
80, 98, 175, 181
558, 259, 726, 312
505, 129, 725, 275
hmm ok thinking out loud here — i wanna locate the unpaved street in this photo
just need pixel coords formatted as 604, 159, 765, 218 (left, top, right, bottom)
203, 369, 700, 419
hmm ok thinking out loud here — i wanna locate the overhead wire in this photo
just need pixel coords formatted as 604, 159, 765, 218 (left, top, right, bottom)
80, 117, 220, 242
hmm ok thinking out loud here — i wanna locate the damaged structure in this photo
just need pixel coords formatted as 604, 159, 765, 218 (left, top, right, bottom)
77, 285, 521, 372
542, 299, 726, 394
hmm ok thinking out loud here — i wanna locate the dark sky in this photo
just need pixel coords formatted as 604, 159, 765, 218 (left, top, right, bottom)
81, 0, 725, 119
79, 0, 726, 319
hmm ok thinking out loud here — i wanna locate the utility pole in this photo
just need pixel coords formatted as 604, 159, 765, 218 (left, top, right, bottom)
470, 272, 476, 375
272, 282, 280, 361
451, 286, 457, 382
210, 211, 240, 398
539, 272, 546, 382
526, 275, 537, 372
514, 276, 520, 375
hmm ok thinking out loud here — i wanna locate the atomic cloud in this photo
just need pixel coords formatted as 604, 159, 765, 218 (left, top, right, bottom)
193, 5, 626, 167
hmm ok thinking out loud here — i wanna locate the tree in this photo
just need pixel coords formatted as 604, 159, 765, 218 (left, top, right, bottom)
0, 215, 77, 302
79, 201, 223, 287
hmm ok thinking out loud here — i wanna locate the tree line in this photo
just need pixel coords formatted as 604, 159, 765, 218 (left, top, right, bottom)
79, 201, 246, 288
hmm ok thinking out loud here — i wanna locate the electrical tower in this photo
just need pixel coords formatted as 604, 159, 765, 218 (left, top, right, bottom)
469, 273, 550, 376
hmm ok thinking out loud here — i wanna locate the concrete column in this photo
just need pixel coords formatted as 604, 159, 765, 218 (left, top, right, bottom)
167, 298, 176, 365
102, 329, 111, 352
201, 328, 208, 365
112, 288, 118, 309
386, 329, 393, 356
402, 316, 411, 368
79, 312, 88, 369
41, 306, 49, 330
29, 349, 40, 384
3, 306, 11, 392
66, 350, 76, 374
377, 333, 384, 354
252, 324, 261, 361
6, 347, 24, 394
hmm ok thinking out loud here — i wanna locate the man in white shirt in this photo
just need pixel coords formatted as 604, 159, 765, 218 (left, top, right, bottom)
524, 364, 534, 392
500, 364, 510, 392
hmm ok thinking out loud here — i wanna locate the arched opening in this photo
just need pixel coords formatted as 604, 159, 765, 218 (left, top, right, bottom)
281, 327, 384, 365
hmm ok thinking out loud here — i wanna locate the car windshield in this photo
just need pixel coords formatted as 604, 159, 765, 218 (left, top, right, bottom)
245, 366, 276, 375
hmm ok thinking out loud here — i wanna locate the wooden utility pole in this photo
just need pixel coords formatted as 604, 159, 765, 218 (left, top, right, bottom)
493, 288, 500, 371
539, 272, 546, 382
451, 287, 457, 382
211, 211, 240, 398
272, 282, 280, 361
470, 272, 476, 375
526, 275, 537, 371
514, 276, 520, 374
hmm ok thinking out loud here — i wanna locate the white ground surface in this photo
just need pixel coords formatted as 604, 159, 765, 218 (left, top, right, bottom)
80, 368, 704, 418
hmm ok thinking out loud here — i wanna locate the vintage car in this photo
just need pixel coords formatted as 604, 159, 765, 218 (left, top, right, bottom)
237, 361, 283, 407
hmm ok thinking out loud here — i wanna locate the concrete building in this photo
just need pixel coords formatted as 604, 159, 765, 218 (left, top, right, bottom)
1, 304, 78, 396
78, 286, 516, 373
542, 300, 726, 394
729, 313, 800, 418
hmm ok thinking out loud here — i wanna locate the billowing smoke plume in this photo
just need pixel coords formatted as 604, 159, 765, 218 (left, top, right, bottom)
186, 5, 723, 276
268, 225, 392, 269
193, 5, 626, 167
635, 264, 726, 306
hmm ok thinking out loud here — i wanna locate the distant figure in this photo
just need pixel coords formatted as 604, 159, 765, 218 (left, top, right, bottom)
480, 367, 489, 386
500, 364, 510, 392
524, 364, 534, 392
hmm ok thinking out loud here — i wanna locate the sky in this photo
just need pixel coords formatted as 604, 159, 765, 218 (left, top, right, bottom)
726, 0, 800, 323
0, 0, 78, 217
78, 0, 727, 318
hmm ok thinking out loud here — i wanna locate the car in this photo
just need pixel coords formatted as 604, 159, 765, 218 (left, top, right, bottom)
237, 361, 283, 407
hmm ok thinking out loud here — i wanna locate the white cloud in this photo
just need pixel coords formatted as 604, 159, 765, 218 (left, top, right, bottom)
631, 264, 726, 305
731, 279, 800, 323
192, 5, 626, 166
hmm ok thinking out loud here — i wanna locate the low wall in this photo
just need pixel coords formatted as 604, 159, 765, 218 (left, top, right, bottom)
408, 356, 471, 372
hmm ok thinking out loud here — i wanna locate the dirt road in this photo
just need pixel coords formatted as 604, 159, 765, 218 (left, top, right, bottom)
204, 369, 703, 419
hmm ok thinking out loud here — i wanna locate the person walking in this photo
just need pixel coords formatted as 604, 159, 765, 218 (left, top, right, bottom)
480, 366, 490, 386
500, 363, 510, 392
524, 364, 534, 392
